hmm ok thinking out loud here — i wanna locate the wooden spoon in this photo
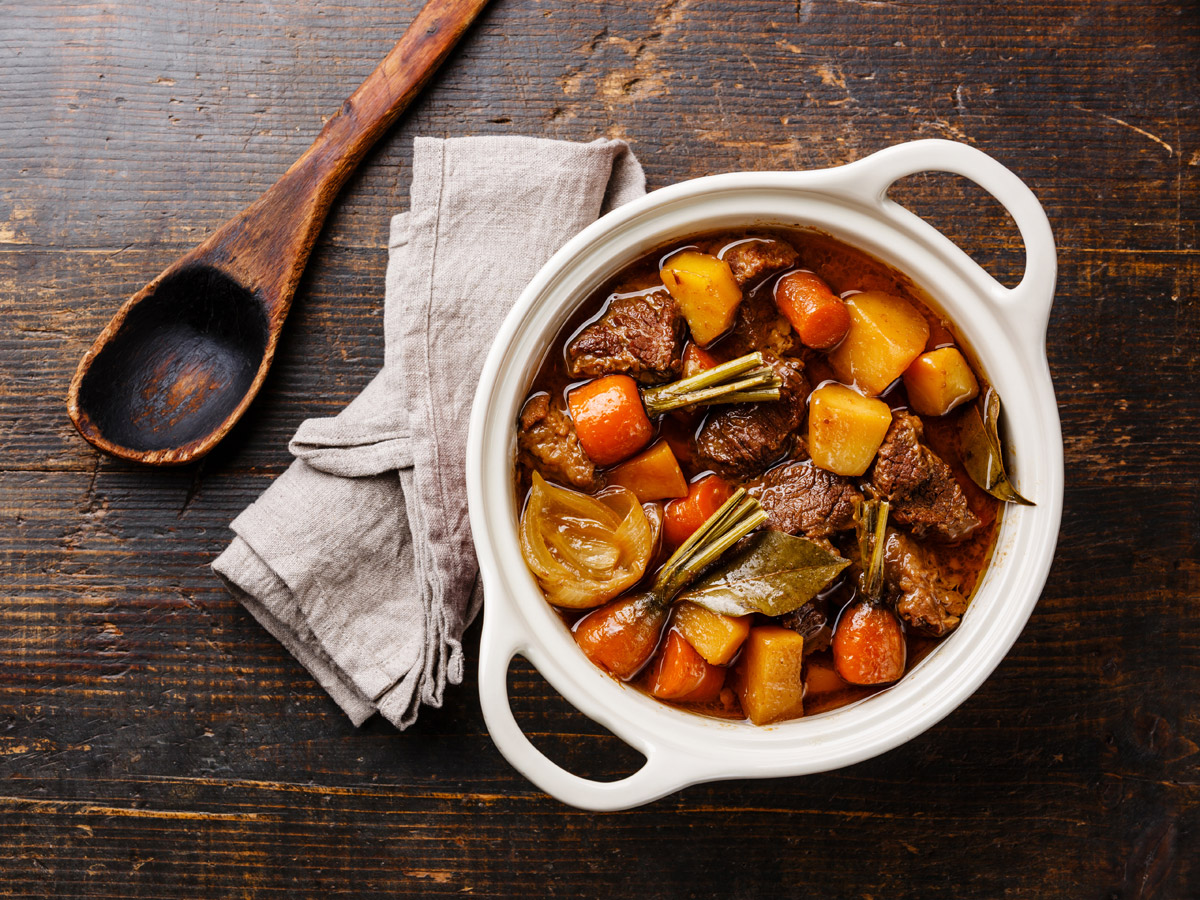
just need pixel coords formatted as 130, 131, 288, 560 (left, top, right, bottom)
67, 0, 492, 465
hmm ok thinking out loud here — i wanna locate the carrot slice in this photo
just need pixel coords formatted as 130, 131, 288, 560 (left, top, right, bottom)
606, 441, 689, 502
663, 474, 733, 549
568, 374, 655, 467
681, 342, 720, 379
804, 657, 849, 696
648, 630, 726, 702
677, 666, 726, 703
774, 270, 851, 350
574, 593, 668, 680
832, 600, 906, 685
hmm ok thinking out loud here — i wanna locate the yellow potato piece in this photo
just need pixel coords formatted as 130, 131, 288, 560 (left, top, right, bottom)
827, 291, 930, 396
606, 440, 689, 502
672, 601, 752, 666
660, 250, 743, 346
807, 383, 893, 477
902, 347, 980, 416
734, 625, 806, 725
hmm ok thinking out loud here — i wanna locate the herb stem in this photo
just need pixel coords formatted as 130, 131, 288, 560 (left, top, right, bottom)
661, 507, 768, 599
641, 352, 782, 416
859, 499, 891, 602
719, 389, 781, 404
652, 488, 768, 599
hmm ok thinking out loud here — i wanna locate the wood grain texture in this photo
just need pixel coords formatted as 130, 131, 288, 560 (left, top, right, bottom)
1, 0, 1197, 897
65, 0, 492, 465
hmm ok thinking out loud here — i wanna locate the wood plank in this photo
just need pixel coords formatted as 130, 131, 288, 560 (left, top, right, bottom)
0, 0, 1197, 896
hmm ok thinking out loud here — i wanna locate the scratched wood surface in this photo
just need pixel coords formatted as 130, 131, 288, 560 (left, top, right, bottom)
1, 0, 1197, 897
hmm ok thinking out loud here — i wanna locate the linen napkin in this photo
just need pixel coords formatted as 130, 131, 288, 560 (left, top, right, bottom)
213, 136, 646, 728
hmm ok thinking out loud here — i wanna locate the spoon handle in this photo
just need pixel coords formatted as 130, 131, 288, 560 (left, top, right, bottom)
288, 0, 492, 195
213, 0, 492, 312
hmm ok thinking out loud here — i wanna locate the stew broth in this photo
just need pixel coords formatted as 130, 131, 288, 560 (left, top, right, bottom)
515, 226, 1001, 723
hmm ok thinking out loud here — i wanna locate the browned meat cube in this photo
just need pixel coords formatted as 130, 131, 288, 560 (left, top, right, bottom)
720, 237, 799, 287
747, 461, 862, 538
881, 531, 968, 636
719, 288, 800, 359
871, 411, 979, 541
777, 601, 831, 654
517, 393, 597, 491
872, 411, 929, 496
566, 289, 685, 384
695, 353, 809, 477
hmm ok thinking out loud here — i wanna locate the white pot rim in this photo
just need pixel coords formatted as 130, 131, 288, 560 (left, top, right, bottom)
466, 139, 1063, 811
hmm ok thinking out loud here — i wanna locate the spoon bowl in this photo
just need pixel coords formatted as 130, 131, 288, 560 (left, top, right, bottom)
67, 0, 491, 465
72, 265, 268, 458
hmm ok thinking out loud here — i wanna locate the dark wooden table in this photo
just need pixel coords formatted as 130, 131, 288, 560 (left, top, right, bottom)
3, 1, 1197, 896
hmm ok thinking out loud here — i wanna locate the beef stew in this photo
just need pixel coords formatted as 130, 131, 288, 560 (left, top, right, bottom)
514, 227, 1008, 726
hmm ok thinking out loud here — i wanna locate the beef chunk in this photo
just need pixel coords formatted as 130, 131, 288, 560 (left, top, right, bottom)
881, 531, 968, 636
778, 602, 831, 654
872, 412, 930, 497
720, 288, 800, 359
871, 411, 980, 541
517, 393, 597, 490
566, 289, 685, 384
696, 353, 809, 477
748, 461, 862, 538
721, 237, 799, 287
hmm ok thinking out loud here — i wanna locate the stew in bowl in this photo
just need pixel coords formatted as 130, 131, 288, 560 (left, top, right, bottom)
514, 226, 1026, 726
469, 139, 1062, 810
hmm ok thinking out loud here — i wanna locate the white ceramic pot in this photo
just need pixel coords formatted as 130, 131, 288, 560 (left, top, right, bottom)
466, 139, 1063, 811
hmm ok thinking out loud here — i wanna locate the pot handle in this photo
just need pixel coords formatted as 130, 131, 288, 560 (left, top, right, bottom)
477, 608, 704, 811
839, 139, 1056, 349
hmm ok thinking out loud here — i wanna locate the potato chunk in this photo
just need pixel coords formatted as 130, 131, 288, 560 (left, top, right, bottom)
902, 347, 980, 416
826, 291, 930, 396
734, 625, 806, 725
607, 440, 689, 502
672, 601, 752, 666
660, 250, 743, 346
807, 383, 893, 477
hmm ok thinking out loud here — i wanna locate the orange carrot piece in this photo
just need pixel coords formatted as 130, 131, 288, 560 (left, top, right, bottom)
568, 374, 655, 467
677, 666, 726, 703
649, 630, 726, 702
681, 342, 720, 379
663, 474, 733, 549
804, 657, 849, 696
832, 600, 906, 685
774, 270, 852, 350
573, 593, 668, 680
606, 441, 689, 502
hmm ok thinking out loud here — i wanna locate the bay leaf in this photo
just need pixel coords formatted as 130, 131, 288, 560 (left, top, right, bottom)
960, 388, 1035, 506
677, 530, 849, 617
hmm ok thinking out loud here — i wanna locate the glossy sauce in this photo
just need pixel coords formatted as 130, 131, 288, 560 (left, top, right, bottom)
516, 227, 1002, 722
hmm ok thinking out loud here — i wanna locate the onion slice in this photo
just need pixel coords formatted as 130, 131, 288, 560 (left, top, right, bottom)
520, 472, 653, 609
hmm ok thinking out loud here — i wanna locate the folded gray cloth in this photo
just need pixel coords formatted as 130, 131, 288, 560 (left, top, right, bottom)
213, 136, 645, 728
